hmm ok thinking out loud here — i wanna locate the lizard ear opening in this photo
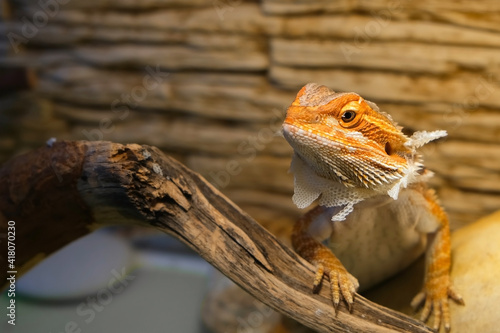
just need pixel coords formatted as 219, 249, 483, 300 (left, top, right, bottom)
385, 142, 392, 155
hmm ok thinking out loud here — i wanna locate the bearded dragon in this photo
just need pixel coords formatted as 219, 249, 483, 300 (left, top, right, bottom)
282, 83, 464, 332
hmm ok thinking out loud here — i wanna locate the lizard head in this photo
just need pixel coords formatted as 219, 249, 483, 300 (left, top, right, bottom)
282, 83, 447, 219
283, 83, 415, 189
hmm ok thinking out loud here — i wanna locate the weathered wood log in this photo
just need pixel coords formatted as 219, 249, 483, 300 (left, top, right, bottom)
0, 140, 433, 333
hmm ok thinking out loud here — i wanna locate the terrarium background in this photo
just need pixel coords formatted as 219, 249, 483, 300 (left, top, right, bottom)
1, 0, 500, 232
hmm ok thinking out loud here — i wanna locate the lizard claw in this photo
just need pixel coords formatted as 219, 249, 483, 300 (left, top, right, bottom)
447, 286, 464, 305
411, 282, 464, 332
312, 262, 359, 312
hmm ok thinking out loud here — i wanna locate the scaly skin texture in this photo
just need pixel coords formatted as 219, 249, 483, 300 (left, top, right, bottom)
283, 83, 464, 332
292, 205, 359, 310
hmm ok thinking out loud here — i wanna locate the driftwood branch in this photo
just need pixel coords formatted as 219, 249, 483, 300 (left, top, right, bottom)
0, 141, 433, 333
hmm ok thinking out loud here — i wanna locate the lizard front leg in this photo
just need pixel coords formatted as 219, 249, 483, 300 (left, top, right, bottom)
411, 189, 464, 332
292, 206, 359, 310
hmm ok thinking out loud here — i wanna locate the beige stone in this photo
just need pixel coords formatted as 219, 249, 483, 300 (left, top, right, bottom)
272, 39, 500, 75
436, 188, 500, 230
70, 40, 267, 71
270, 66, 500, 108
186, 154, 293, 193
15, 0, 212, 10
44, 5, 277, 35
263, 0, 500, 16
380, 103, 500, 144
262, 0, 352, 14
37, 67, 292, 122
433, 10, 500, 33
422, 141, 500, 193
448, 210, 500, 332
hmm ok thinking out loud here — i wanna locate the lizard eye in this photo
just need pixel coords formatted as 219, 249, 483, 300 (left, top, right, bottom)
341, 110, 357, 123
339, 100, 363, 127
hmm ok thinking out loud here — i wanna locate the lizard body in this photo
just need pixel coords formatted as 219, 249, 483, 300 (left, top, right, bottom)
282, 83, 463, 331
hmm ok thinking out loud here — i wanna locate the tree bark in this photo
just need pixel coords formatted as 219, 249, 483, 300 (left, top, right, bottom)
0, 141, 433, 333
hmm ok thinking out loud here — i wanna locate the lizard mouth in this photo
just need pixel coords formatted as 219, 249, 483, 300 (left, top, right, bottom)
282, 123, 405, 189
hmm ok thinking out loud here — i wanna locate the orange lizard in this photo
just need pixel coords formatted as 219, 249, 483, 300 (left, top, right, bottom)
282, 83, 464, 331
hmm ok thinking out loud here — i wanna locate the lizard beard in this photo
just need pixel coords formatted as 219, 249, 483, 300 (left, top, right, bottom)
286, 129, 448, 221
290, 153, 378, 221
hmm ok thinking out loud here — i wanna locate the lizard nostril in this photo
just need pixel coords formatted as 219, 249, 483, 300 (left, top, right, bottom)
385, 142, 392, 155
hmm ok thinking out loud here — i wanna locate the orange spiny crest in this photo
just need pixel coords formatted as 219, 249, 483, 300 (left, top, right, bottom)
283, 83, 414, 189
285, 84, 409, 158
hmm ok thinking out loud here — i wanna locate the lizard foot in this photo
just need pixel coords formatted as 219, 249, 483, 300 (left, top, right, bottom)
312, 259, 359, 311
411, 280, 464, 332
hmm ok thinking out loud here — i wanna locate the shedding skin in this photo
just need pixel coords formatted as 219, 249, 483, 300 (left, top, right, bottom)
284, 83, 464, 331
